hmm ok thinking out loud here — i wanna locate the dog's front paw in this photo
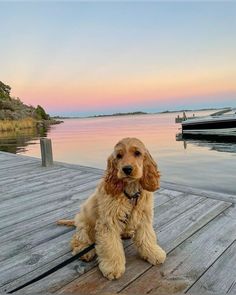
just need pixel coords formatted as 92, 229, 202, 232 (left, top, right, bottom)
99, 261, 125, 280
142, 245, 166, 265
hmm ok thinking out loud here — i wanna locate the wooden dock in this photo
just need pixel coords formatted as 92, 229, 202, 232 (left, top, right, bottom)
0, 151, 236, 295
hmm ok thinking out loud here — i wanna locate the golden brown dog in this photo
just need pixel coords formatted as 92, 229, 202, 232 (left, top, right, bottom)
57, 137, 166, 280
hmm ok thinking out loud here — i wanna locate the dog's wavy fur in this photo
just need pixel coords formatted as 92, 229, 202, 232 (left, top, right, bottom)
57, 137, 166, 280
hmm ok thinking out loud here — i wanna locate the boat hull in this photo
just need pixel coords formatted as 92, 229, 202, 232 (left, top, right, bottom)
182, 127, 236, 136
182, 117, 236, 136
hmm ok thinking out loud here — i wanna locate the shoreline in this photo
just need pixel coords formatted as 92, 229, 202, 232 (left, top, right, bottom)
0, 118, 63, 133
55, 107, 228, 120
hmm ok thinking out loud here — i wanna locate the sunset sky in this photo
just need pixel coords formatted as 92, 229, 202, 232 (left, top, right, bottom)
1, 2, 236, 116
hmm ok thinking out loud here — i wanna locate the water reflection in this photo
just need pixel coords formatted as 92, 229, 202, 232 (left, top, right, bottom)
0, 126, 49, 154
1, 112, 236, 194
176, 133, 236, 153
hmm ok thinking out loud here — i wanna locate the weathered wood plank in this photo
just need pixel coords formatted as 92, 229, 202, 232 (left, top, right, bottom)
0, 190, 169, 244
158, 188, 184, 198
55, 161, 104, 175
161, 181, 236, 203
0, 192, 173, 263
1, 188, 95, 242
0, 193, 155, 292
0, 167, 69, 186
115, 206, 236, 295
187, 242, 236, 294
0, 175, 98, 219
0, 195, 192, 294
1, 252, 94, 295
1, 171, 97, 198
0, 159, 38, 169
0, 151, 41, 163
153, 193, 205, 229
0, 231, 73, 289
0, 172, 100, 202
0, 168, 88, 194
0, 223, 73, 263
56, 199, 231, 295
0, 170, 94, 211
0, 152, 103, 175
0, 151, 234, 295
0, 153, 36, 162
0, 178, 100, 230
8, 198, 231, 294
188, 244, 236, 294
0, 163, 53, 179
153, 191, 177, 207
0, 153, 38, 163
0, 159, 88, 176
0, 179, 172, 222
157, 199, 231, 252
0, 156, 27, 164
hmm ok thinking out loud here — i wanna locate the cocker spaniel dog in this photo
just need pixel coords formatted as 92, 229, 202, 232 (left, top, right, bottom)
57, 137, 166, 280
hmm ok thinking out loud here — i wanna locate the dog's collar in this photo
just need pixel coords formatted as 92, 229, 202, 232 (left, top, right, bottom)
124, 190, 141, 199
124, 190, 141, 206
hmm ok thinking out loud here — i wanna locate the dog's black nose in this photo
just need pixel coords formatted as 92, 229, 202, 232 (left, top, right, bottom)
122, 165, 133, 175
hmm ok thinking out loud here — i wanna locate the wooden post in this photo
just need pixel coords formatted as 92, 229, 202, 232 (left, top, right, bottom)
40, 138, 53, 167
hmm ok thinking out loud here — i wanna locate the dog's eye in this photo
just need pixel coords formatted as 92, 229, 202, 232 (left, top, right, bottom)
117, 153, 123, 159
134, 150, 141, 157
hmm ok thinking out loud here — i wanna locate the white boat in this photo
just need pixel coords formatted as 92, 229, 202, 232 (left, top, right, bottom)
181, 109, 236, 136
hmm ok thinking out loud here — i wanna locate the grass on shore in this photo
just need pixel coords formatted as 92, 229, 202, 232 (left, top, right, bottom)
0, 118, 36, 132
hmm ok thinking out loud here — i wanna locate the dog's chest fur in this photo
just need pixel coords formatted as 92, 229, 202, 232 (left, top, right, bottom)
97, 180, 152, 234
117, 182, 147, 232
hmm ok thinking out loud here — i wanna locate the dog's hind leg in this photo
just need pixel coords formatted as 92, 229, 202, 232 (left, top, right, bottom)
71, 222, 96, 262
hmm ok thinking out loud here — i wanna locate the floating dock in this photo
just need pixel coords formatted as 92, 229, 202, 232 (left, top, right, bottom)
0, 151, 236, 295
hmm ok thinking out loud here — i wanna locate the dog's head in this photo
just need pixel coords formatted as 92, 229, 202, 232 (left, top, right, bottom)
104, 137, 160, 195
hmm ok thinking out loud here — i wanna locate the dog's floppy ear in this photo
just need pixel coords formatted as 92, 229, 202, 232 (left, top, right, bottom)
140, 150, 160, 192
104, 154, 123, 196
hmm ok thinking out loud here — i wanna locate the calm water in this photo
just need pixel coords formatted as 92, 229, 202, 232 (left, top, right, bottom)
1, 111, 236, 194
